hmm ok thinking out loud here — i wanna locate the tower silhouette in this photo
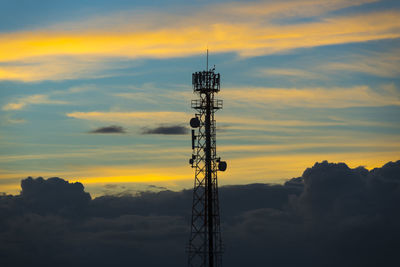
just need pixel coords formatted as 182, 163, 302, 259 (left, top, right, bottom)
187, 52, 226, 267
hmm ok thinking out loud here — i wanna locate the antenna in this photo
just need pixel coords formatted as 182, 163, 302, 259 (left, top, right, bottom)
188, 54, 226, 267
207, 48, 209, 71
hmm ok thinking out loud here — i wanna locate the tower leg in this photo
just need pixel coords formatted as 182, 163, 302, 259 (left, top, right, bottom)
205, 92, 214, 267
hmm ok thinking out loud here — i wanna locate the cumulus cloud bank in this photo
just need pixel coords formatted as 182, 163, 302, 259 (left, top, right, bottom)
0, 160, 399, 266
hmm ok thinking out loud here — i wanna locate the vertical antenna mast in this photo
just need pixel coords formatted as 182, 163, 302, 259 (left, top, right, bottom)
207, 48, 209, 70
187, 52, 227, 267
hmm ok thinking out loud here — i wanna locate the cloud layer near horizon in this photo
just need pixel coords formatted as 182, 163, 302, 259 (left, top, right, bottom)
0, 160, 399, 266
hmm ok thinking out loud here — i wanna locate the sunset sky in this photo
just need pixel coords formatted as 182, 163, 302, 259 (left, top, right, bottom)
1, 0, 399, 196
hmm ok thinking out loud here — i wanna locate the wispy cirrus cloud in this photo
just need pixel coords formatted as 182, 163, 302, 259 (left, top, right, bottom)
322, 48, 400, 78
2, 94, 68, 111
66, 111, 189, 125
256, 68, 321, 79
0, 0, 398, 81
0, 56, 134, 82
1, 11, 398, 62
58, 0, 376, 31
222, 85, 400, 108
216, 0, 378, 19
255, 47, 400, 80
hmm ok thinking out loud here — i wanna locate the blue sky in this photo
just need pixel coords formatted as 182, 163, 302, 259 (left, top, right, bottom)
0, 0, 399, 195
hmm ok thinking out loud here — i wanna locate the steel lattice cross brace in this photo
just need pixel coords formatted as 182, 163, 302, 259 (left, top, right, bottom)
187, 67, 227, 267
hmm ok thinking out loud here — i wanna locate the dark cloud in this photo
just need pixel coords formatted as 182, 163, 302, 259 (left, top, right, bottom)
104, 184, 118, 189
148, 184, 167, 190
89, 125, 126, 134
141, 125, 188, 135
21, 177, 91, 215
0, 160, 399, 267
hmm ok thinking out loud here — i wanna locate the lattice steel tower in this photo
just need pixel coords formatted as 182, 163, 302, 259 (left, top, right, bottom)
187, 53, 227, 267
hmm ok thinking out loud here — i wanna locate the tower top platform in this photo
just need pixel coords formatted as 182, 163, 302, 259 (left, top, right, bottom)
192, 70, 220, 93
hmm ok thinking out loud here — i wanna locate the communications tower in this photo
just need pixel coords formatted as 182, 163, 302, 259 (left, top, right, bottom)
187, 52, 227, 267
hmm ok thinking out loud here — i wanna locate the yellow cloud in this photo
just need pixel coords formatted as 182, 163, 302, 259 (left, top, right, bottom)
219, 141, 400, 154
1, 136, 397, 165
1, 150, 397, 196
2, 102, 25, 111
0, 1, 399, 81
221, 85, 400, 108
2, 94, 68, 111
256, 68, 320, 79
66, 111, 189, 125
0, 183, 21, 195
0, 56, 123, 82
0, 145, 188, 164
0, 163, 193, 195
2, 11, 399, 62
219, 151, 400, 185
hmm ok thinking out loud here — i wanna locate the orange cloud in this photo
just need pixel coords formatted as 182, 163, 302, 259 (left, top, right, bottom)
0, 1, 399, 81
1, 149, 397, 196
1, 11, 399, 62
219, 151, 400, 185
